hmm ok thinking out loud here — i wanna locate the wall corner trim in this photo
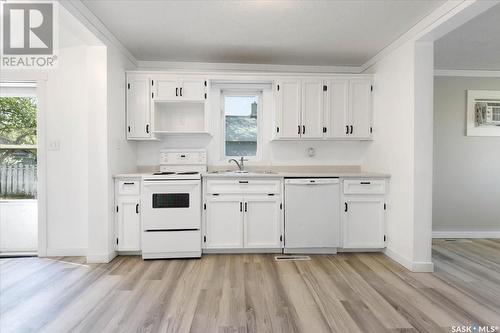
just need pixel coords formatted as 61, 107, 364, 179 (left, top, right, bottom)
434, 69, 500, 77
86, 251, 117, 264
433, 230, 500, 239
383, 248, 434, 273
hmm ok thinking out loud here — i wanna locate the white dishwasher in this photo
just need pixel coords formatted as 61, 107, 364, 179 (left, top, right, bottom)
284, 178, 340, 254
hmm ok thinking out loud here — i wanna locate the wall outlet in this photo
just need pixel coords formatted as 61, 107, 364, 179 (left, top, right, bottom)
48, 140, 60, 151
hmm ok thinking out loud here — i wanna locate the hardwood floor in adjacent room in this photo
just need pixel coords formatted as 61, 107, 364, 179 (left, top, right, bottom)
1, 239, 500, 333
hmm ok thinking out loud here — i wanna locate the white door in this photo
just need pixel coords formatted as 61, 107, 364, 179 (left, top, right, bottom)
127, 77, 151, 138
342, 197, 385, 249
326, 79, 349, 138
349, 79, 372, 139
205, 195, 243, 249
276, 80, 301, 139
155, 77, 179, 101
116, 197, 141, 251
180, 77, 206, 101
301, 80, 325, 139
243, 196, 281, 249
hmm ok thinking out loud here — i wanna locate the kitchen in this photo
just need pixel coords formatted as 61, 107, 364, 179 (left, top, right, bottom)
114, 72, 389, 259
2, 1, 499, 332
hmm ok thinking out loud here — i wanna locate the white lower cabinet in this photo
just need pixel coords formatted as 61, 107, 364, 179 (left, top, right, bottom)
205, 195, 243, 249
244, 195, 281, 249
115, 179, 141, 251
203, 180, 283, 251
341, 179, 387, 249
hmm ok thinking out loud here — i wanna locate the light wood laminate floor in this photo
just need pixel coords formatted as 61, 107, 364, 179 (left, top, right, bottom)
1, 239, 500, 333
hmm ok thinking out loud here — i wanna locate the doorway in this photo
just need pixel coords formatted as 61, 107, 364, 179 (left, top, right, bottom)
0, 82, 38, 256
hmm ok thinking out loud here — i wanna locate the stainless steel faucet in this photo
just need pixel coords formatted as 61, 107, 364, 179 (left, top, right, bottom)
228, 157, 248, 172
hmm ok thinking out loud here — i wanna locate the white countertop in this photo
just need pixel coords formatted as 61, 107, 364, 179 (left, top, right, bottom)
114, 171, 390, 179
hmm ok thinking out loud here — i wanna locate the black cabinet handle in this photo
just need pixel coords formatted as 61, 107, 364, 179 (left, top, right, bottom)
298, 125, 301, 135
180, 87, 183, 96
136, 204, 139, 214
346, 125, 349, 135
244, 202, 248, 212
176, 87, 178, 96
303, 125, 305, 135
123, 182, 135, 185
239, 180, 249, 184
350, 125, 353, 134
127, 126, 131, 133
240, 202, 243, 212
345, 202, 348, 212
146, 124, 150, 134
360, 182, 371, 185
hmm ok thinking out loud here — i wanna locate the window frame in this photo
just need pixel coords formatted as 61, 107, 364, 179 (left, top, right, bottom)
220, 90, 263, 161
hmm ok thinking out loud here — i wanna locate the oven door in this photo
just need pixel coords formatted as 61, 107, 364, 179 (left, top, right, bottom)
141, 180, 201, 231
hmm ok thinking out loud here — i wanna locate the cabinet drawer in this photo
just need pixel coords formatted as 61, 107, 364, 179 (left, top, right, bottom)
343, 179, 386, 195
206, 179, 281, 195
117, 180, 141, 195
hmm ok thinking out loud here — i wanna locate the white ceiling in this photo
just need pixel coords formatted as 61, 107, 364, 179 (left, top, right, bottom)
435, 3, 500, 70
82, 0, 443, 66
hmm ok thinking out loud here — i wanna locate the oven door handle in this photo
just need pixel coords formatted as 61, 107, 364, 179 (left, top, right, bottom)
142, 180, 200, 186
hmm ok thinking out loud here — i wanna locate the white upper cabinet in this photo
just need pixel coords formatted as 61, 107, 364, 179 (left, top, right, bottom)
275, 80, 301, 139
155, 77, 178, 101
275, 77, 373, 140
126, 76, 152, 139
154, 75, 206, 102
349, 79, 372, 139
301, 80, 325, 139
325, 79, 349, 138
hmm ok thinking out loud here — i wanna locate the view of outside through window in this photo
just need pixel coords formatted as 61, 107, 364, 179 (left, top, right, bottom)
0, 94, 38, 254
224, 95, 258, 157
0, 97, 38, 199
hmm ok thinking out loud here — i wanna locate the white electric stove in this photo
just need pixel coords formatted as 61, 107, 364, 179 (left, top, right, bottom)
141, 149, 206, 259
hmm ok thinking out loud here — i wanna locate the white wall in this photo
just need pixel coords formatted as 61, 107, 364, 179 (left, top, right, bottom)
102, 47, 137, 260
433, 76, 500, 234
362, 41, 434, 272
137, 87, 370, 168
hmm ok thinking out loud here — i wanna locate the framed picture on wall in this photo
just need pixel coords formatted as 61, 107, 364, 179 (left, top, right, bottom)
467, 90, 500, 137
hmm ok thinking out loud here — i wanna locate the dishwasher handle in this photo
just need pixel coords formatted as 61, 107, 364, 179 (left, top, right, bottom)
285, 178, 339, 185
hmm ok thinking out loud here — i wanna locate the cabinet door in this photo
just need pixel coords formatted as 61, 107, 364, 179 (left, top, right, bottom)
180, 77, 206, 101
349, 79, 372, 139
326, 79, 349, 138
116, 197, 141, 251
127, 77, 151, 139
244, 196, 281, 249
205, 195, 243, 249
342, 197, 385, 249
301, 80, 325, 139
155, 77, 179, 101
276, 80, 301, 139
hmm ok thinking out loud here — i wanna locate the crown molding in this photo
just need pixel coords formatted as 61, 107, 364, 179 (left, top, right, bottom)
58, 0, 137, 66
434, 69, 500, 77
137, 60, 362, 74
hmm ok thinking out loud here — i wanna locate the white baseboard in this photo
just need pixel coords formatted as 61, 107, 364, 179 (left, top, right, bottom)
384, 248, 434, 272
433, 230, 500, 239
45, 248, 87, 257
87, 251, 117, 264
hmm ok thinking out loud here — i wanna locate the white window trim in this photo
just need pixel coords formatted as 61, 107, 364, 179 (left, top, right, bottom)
220, 90, 263, 162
